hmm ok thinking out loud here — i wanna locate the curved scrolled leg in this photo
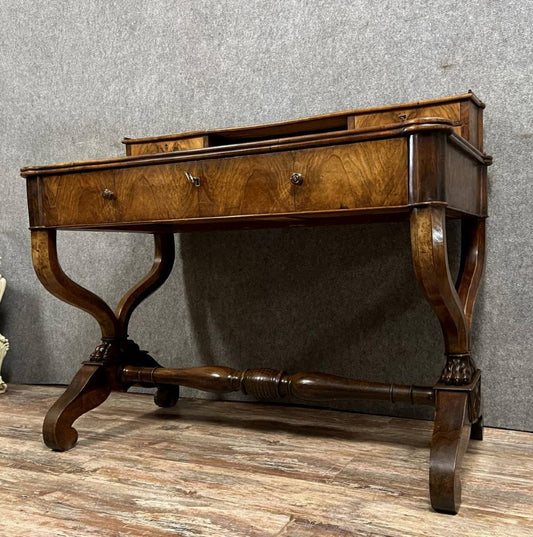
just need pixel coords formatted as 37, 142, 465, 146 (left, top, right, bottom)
32, 230, 175, 342
430, 390, 470, 514
410, 206, 470, 359
115, 233, 175, 338
456, 218, 486, 331
32, 230, 119, 450
455, 217, 486, 441
31, 230, 120, 338
43, 363, 112, 451
410, 209, 487, 387
32, 230, 178, 449
410, 207, 485, 513
115, 233, 177, 405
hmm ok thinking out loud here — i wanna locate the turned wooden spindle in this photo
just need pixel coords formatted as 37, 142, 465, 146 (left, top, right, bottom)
121, 365, 435, 406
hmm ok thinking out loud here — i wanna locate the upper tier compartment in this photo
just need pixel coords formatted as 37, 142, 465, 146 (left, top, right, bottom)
122, 92, 485, 156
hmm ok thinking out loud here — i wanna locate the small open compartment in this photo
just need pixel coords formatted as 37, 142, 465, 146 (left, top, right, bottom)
123, 114, 351, 156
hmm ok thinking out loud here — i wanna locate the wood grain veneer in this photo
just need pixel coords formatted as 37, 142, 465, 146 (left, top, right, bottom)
125, 135, 209, 156
293, 138, 407, 212
123, 92, 484, 155
28, 123, 489, 230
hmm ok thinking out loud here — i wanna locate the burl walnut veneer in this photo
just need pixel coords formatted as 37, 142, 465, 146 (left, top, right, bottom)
21, 92, 492, 514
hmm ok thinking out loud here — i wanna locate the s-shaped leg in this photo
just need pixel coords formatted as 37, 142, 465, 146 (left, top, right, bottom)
31, 230, 176, 451
410, 207, 485, 513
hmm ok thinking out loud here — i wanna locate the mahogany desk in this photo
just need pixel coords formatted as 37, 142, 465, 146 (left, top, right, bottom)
21, 92, 492, 514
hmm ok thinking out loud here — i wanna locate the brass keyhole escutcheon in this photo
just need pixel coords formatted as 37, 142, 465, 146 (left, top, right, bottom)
290, 172, 303, 186
185, 171, 201, 187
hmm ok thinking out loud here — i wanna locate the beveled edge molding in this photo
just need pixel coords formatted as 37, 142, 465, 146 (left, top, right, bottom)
28, 200, 494, 233
26, 202, 449, 232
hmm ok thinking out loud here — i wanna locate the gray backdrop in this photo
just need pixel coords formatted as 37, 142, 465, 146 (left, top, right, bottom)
1, 1, 531, 431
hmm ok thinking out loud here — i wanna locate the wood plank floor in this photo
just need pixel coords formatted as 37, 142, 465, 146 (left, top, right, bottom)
0, 385, 531, 536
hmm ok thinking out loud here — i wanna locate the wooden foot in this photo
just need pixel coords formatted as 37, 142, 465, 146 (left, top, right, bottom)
43, 363, 111, 451
470, 415, 483, 440
154, 385, 180, 408
430, 389, 471, 514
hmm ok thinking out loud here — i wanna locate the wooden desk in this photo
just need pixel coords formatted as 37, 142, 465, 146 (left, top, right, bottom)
21, 92, 492, 514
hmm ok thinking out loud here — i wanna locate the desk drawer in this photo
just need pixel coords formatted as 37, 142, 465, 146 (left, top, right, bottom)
198, 151, 294, 217
40, 155, 296, 227
292, 139, 407, 211
39, 138, 408, 227
41, 162, 200, 227
197, 138, 408, 217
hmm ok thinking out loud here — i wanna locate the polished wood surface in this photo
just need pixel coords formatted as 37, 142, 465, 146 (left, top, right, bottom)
197, 149, 295, 217
292, 138, 407, 212
33, 231, 177, 450
349, 102, 461, 135
1, 385, 532, 537
430, 388, 471, 513
115, 233, 175, 335
410, 206, 470, 356
122, 91, 484, 154
22, 93, 493, 514
121, 365, 435, 405
31, 229, 120, 338
22, 118, 463, 178
457, 218, 486, 330
23, 121, 490, 231
125, 135, 208, 156
42, 363, 112, 451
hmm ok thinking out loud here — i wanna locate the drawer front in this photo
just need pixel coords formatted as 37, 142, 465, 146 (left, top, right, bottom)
292, 139, 408, 212
197, 139, 407, 218
42, 171, 120, 227
351, 103, 462, 135
198, 151, 295, 217
40, 139, 408, 228
41, 162, 200, 227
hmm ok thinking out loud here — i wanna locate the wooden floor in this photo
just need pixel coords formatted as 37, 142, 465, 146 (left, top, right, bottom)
0, 385, 531, 536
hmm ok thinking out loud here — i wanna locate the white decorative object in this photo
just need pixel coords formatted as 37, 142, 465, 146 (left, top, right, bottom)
0, 258, 8, 394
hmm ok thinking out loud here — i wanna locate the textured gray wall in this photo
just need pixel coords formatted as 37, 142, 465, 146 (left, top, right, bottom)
1, 1, 531, 430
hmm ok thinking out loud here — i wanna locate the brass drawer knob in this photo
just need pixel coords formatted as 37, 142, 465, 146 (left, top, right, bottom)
185, 171, 201, 187
290, 172, 303, 186
102, 188, 115, 200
